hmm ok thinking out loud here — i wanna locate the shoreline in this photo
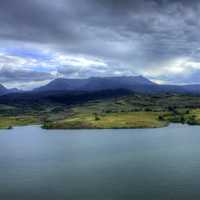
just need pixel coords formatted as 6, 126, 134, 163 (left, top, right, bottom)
2, 121, 199, 130
1, 109, 200, 130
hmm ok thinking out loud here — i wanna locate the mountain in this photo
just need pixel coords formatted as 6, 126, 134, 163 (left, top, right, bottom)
35, 78, 87, 92
8, 88, 21, 93
83, 76, 155, 91
0, 84, 8, 95
0, 84, 21, 96
35, 76, 156, 92
34, 75, 200, 95
1, 75, 200, 96
182, 85, 200, 94
2, 76, 200, 107
35, 75, 193, 94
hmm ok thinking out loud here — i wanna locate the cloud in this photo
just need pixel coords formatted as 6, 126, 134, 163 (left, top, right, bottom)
0, 0, 200, 88
0, 67, 54, 83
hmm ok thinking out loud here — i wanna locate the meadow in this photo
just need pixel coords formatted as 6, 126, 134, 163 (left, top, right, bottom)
1, 93, 200, 129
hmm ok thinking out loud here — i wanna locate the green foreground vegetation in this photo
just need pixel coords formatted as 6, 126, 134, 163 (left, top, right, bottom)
43, 112, 168, 129
0, 116, 39, 129
1, 94, 200, 129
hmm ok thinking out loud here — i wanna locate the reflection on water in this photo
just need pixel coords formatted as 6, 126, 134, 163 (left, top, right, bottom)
0, 124, 200, 200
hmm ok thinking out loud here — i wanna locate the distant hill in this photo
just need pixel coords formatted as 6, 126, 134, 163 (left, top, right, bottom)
2, 76, 200, 107
34, 76, 200, 95
182, 85, 200, 94
33, 75, 195, 94
0, 76, 200, 105
0, 84, 8, 95
35, 76, 156, 92
0, 84, 21, 96
35, 78, 88, 92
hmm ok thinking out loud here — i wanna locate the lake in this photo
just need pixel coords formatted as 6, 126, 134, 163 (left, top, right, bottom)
0, 124, 200, 200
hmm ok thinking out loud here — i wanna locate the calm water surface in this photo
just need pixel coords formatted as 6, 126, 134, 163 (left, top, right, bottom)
0, 124, 200, 200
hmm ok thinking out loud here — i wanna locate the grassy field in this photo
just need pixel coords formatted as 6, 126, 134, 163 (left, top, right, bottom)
43, 95, 200, 129
2, 94, 200, 129
0, 116, 39, 129
43, 111, 168, 129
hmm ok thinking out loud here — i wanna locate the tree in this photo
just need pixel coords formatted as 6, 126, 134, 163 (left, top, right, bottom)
94, 113, 100, 121
158, 115, 164, 121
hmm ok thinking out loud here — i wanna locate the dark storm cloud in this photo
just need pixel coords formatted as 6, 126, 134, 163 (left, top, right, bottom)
0, 67, 54, 83
1, 0, 200, 87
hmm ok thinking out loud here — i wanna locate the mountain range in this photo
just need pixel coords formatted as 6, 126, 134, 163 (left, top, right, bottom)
35, 76, 155, 92
33, 76, 200, 94
1, 76, 200, 96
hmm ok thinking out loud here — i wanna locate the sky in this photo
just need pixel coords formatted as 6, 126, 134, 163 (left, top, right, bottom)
1, 0, 200, 89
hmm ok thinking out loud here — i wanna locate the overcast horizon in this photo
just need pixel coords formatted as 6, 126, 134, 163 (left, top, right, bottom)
1, 0, 200, 89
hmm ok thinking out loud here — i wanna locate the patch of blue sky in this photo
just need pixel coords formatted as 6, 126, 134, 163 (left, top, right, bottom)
5, 47, 52, 61
30, 65, 58, 73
